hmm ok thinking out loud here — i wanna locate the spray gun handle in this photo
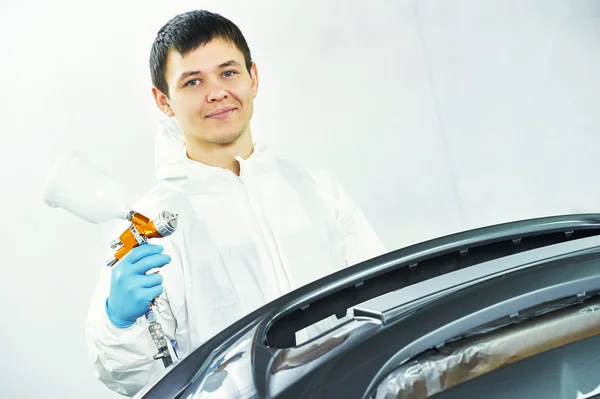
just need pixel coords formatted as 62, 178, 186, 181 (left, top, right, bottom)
105, 233, 162, 310
105, 210, 178, 315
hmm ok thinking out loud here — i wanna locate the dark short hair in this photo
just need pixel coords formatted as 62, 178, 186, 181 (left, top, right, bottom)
149, 10, 253, 97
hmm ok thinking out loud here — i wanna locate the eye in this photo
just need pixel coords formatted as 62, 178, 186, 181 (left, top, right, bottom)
222, 70, 238, 78
185, 79, 200, 87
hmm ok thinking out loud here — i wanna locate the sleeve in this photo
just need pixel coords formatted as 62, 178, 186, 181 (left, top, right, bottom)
332, 178, 388, 267
83, 220, 183, 397
295, 167, 389, 342
304, 166, 388, 267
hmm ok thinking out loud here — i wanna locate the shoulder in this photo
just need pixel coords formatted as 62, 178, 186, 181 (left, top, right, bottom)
105, 183, 168, 233
106, 183, 182, 246
130, 182, 185, 215
107, 183, 180, 232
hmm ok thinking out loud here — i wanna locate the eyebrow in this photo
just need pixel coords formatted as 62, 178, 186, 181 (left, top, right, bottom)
177, 60, 242, 84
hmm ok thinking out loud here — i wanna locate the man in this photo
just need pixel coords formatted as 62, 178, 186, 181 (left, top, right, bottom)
84, 9, 386, 397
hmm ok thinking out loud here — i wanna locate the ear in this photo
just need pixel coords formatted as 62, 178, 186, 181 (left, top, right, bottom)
250, 61, 259, 99
152, 86, 175, 117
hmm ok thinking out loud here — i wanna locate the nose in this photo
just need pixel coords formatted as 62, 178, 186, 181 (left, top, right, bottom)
207, 85, 228, 102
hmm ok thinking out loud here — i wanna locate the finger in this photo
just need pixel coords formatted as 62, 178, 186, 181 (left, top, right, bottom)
139, 272, 163, 288
123, 244, 164, 264
143, 284, 164, 300
131, 253, 171, 275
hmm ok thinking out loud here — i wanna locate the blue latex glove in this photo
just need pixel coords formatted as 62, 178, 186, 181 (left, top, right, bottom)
105, 244, 171, 328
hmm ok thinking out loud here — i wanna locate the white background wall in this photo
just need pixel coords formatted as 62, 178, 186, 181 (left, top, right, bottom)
2, 0, 600, 398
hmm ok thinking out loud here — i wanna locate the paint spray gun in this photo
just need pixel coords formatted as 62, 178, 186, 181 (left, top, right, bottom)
42, 151, 178, 368
105, 209, 178, 368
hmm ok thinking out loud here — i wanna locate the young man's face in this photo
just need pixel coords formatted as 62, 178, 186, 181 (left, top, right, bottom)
154, 38, 258, 146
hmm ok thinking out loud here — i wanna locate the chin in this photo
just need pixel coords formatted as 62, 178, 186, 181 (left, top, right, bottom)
206, 131, 244, 145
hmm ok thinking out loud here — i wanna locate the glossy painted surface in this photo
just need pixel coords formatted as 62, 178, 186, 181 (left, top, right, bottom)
136, 214, 600, 399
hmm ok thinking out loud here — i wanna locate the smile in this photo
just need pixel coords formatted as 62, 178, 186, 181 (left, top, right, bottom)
206, 107, 236, 120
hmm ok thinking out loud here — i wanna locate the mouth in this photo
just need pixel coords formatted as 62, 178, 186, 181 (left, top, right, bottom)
206, 106, 236, 120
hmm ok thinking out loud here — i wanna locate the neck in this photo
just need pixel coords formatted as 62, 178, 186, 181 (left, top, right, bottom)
184, 126, 254, 176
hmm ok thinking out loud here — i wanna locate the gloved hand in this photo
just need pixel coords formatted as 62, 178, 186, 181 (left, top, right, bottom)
105, 244, 171, 328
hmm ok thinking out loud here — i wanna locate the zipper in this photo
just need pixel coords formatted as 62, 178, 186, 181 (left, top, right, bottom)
236, 161, 291, 294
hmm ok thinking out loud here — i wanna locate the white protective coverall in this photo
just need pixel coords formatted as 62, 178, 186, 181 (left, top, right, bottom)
84, 118, 387, 396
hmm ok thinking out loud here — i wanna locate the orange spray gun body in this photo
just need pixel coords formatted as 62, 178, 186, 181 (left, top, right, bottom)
105, 210, 178, 267
105, 209, 179, 367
